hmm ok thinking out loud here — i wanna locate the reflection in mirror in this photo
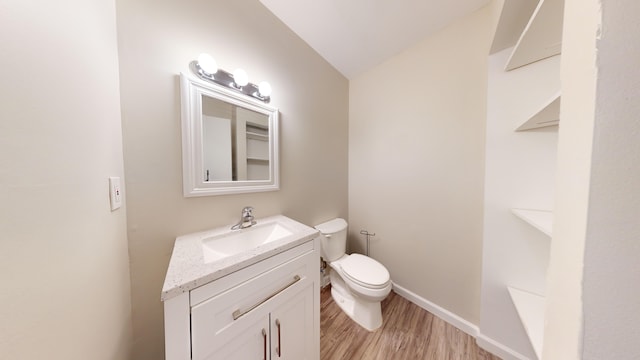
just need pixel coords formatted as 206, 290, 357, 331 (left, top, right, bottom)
201, 96, 270, 182
180, 73, 279, 196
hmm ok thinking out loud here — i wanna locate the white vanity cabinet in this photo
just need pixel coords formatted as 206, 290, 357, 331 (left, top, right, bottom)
163, 236, 320, 360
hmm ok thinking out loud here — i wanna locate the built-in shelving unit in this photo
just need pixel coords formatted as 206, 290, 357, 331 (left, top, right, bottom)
508, 287, 545, 359
505, 0, 564, 71
504, 0, 563, 351
233, 114, 270, 180
511, 209, 553, 237
247, 131, 268, 141
516, 92, 561, 131
244, 122, 269, 179
509, 207, 552, 357
489, 0, 539, 54
482, 0, 564, 358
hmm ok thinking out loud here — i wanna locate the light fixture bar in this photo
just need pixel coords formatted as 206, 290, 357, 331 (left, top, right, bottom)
190, 61, 271, 103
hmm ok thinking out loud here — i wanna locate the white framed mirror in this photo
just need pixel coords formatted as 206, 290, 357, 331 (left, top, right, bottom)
180, 73, 279, 196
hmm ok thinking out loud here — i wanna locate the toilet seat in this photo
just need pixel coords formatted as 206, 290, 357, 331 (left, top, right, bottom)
339, 254, 390, 290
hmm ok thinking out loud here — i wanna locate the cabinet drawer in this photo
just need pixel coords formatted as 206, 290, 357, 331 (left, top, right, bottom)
191, 250, 316, 360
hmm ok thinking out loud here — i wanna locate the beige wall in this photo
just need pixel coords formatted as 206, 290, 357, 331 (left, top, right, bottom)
348, 7, 492, 325
0, 0, 132, 359
115, 0, 349, 357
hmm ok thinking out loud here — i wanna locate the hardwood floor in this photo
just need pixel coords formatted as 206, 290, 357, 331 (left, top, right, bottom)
320, 286, 501, 360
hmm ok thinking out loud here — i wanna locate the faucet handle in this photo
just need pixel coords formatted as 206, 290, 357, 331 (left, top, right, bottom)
242, 206, 254, 215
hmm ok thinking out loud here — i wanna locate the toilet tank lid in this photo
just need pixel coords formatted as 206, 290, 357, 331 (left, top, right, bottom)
314, 218, 347, 234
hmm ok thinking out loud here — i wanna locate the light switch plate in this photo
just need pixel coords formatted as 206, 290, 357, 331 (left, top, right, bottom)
109, 177, 122, 211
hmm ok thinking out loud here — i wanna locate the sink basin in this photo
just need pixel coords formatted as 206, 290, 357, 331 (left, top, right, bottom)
201, 221, 293, 263
162, 214, 321, 301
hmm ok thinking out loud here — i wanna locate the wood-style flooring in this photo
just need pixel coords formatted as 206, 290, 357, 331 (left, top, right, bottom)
320, 286, 501, 360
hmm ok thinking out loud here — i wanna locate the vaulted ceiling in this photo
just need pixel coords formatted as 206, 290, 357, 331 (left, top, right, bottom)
260, 0, 491, 79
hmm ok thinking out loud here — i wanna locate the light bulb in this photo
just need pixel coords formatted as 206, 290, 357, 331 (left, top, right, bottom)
197, 53, 217, 75
258, 81, 272, 97
233, 68, 249, 87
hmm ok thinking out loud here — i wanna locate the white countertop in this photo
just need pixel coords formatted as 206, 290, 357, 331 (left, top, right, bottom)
161, 215, 319, 301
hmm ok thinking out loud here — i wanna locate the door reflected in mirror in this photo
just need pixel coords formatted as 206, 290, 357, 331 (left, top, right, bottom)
180, 73, 279, 196
202, 95, 270, 182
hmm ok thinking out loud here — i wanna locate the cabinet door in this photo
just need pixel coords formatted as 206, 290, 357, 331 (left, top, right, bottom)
204, 316, 270, 360
191, 244, 319, 360
270, 281, 315, 360
192, 290, 271, 360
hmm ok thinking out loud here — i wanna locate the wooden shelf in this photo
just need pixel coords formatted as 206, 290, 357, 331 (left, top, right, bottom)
505, 0, 564, 71
511, 209, 553, 237
516, 92, 561, 131
508, 287, 545, 359
490, 0, 539, 54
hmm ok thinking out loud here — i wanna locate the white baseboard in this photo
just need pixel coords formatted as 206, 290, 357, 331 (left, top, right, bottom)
391, 282, 479, 337
476, 334, 530, 360
391, 282, 528, 360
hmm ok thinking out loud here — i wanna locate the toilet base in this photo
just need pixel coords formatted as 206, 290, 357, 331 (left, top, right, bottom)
330, 274, 383, 331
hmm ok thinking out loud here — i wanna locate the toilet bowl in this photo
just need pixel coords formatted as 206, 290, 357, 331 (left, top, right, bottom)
315, 218, 391, 331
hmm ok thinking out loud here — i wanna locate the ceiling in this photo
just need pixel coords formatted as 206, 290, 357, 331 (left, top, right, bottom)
260, 0, 490, 79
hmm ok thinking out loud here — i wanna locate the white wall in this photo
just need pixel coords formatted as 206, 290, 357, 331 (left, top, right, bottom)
582, 1, 640, 357
0, 0, 132, 359
542, 0, 597, 356
349, 6, 492, 327
545, 0, 640, 358
583, 0, 640, 360
480, 50, 559, 359
115, 0, 349, 358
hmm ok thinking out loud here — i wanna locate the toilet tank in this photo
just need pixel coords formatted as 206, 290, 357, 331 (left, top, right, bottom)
315, 218, 348, 262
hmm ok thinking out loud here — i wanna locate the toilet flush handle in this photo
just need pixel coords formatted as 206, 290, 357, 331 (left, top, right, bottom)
320, 232, 332, 238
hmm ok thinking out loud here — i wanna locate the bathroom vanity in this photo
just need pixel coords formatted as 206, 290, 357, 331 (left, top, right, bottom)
162, 215, 320, 360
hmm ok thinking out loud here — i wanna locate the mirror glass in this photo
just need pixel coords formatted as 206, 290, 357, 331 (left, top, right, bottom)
180, 73, 279, 196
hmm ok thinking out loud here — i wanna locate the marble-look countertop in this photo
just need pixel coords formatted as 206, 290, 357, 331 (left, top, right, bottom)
161, 215, 319, 301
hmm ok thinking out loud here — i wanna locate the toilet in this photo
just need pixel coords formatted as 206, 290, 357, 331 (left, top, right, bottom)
315, 218, 391, 331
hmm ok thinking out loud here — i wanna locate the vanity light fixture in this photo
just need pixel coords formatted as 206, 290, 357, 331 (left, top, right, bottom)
192, 53, 271, 103
258, 81, 272, 97
197, 53, 218, 75
232, 68, 249, 88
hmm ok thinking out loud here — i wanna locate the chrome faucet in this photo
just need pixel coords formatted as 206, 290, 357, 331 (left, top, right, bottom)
231, 206, 256, 230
